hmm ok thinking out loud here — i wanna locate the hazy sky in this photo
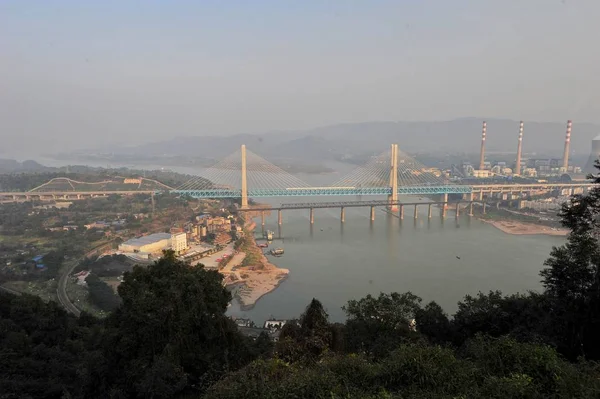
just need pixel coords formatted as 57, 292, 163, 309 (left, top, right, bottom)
1, 0, 599, 152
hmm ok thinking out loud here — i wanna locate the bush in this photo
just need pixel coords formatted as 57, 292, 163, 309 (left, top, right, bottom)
85, 273, 121, 311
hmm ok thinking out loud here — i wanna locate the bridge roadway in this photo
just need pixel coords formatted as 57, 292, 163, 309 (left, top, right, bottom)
0, 182, 594, 202
0, 190, 156, 202
244, 199, 450, 211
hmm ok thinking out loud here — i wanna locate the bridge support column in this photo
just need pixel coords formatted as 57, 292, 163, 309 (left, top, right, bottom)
310, 208, 314, 224
414, 204, 418, 219
469, 193, 474, 216
399, 204, 404, 220
441, 193, 448, 218
241, 144, 248, 209
278, 209, 282, 225
370, 206, 375, 221
455, 202, 460, 218
428, 204, 432, 219
340, 207, 345, 223
388, 144, 399, 210
482, 202, 487, 214
261, 211, 265, 226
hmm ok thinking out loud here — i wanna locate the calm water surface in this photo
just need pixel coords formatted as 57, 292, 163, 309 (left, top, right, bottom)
227, 195, 564, 323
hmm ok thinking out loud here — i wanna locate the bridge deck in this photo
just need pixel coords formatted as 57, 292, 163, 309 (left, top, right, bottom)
243, 199, 474, 211
173, 185, 472, 198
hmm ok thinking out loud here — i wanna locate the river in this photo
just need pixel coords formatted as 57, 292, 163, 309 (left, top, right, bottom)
226, 164, 564, 323
226, 196, 563, 323
36, 157, 564, 323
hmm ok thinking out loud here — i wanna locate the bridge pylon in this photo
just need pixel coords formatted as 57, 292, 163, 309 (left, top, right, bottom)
388, 144, 399, 211
241, 144, 248, 209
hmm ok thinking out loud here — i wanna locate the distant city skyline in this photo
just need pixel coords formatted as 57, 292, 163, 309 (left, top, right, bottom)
2, 0, 600, 154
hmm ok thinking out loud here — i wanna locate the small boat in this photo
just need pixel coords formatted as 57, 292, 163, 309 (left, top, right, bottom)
270, 248, 284, 256
258, 243, 268, 248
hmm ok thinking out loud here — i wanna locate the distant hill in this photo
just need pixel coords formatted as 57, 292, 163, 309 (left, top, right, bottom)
56, 118, 600, 163
0, 159, 46, 173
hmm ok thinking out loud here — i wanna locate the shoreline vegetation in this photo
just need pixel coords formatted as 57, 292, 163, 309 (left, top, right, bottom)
221, 213, 289, 310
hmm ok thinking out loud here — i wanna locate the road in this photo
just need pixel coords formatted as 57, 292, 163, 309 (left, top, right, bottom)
56, 260, 81, 316
56, 241, 116, 317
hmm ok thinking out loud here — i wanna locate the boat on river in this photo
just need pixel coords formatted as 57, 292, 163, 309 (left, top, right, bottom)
270, 248, 284, 256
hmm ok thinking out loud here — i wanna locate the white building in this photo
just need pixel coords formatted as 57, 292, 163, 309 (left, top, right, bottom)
119, 233, 172, 254
171, 232, 187, 254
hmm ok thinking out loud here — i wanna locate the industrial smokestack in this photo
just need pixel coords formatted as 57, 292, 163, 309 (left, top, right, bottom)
562, 120, 572, 170
515, 121, 524, 175
479, 121, 487, 170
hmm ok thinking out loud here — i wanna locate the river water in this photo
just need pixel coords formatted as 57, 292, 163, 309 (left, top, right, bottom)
226, 196, 563, 323
37, 157, 564, 323
226, 164, 565, 323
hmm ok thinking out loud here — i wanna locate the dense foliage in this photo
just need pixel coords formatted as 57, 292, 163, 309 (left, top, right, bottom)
85, 273, 121, 312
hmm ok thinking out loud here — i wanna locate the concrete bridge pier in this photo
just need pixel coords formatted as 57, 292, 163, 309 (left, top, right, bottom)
482, 202, 487, 214
428, 204, 432, 218
469, 193, 474, 216
261, 211, 266, 226
340, 207, 345, 223
399, 205, 404, 220
370, 206, 375, 221
278, 209, 282, 225
414, 204, 418, 219
455, 202, 460, 218
441, 193, 448, 218
310, 208, 315, 224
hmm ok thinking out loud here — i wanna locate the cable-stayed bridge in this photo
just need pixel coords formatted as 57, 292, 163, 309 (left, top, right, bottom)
173, 144, 471, 207
1, 145, 594, 207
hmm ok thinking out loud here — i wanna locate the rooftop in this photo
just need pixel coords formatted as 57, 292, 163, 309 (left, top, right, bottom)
122, 233, 171, 247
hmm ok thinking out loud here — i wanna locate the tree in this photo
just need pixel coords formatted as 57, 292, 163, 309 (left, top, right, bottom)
415, 301, 453, 344
539, 160, 600, 360
452, 291, 552, 347
343, 292, 422, 357
0, 291, 99, 399
204, 336, 600, 399
276, 299, 333, 362
85, 274, 121, 312
100, 250, 250, 397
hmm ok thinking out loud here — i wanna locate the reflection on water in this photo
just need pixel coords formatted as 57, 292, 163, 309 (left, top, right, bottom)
227, 195, 564, 324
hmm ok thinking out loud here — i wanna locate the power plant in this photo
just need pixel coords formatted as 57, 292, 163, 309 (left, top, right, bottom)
562, 120, 572, 170
515, 121, 524, 176
479, 121, 486, 170
465, 119, 584, 179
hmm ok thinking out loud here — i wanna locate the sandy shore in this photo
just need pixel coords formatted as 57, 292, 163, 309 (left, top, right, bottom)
221, 219, 289, 310
481, 219, 568, 236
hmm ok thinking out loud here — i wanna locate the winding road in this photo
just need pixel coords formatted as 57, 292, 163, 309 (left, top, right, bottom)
57, 260, 81, 316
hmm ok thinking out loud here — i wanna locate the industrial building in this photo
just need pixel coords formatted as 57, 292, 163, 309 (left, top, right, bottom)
119, 233, 171, 254
584, 134, 600, 175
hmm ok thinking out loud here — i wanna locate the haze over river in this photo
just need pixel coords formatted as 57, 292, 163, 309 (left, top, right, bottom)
39, 157, 564, 323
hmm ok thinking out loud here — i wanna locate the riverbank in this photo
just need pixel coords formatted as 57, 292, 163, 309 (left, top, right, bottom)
221, 219, 289, 310
480, 219, 568, 236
